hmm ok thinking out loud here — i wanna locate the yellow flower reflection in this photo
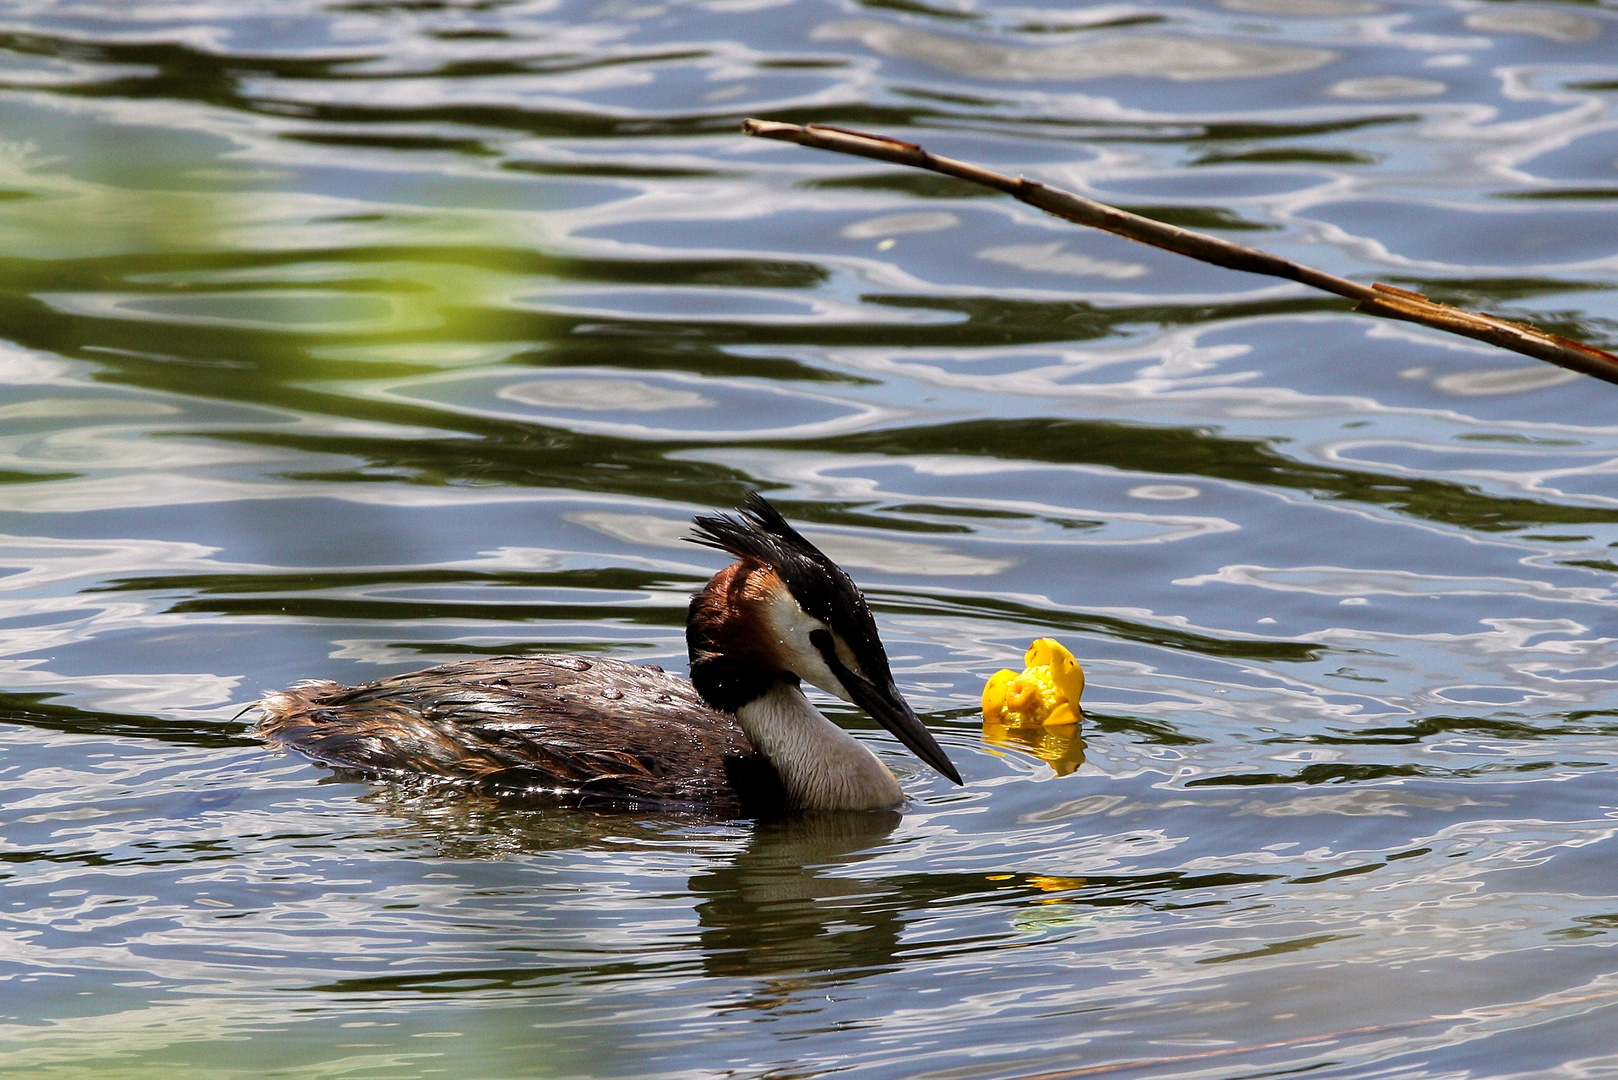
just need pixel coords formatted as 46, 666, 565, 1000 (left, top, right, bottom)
981, 721, 1088, 776
981, 638, 1087, 776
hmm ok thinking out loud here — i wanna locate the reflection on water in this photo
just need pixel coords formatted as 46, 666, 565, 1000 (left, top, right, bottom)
811, 21, 1336, 82
691, 811, 902, 987
982, 719, 1087, 775
1, 0, 1617, 1076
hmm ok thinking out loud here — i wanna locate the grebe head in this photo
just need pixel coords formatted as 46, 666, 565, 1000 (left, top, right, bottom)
687, 494, 962, 786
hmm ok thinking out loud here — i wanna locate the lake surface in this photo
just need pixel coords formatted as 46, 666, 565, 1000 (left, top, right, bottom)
1, 1, 1617, 1077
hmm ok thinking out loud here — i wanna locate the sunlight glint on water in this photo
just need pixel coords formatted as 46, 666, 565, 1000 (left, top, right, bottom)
0, 1, 1617, 1077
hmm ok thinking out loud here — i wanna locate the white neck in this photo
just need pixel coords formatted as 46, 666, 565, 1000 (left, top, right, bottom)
735, 681, 905, 812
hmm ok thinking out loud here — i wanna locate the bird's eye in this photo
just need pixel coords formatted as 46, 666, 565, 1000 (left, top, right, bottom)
806, 627, 873, 706
826, 631, 866, 681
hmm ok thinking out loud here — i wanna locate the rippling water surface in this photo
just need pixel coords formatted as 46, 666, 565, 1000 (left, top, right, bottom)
2, 0, 1618, 1076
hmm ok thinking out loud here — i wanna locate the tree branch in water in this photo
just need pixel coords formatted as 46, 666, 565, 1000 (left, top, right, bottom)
742, 119, 1618, 387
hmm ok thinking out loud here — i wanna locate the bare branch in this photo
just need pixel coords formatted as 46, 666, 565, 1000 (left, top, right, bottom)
743, 119, 1618, 386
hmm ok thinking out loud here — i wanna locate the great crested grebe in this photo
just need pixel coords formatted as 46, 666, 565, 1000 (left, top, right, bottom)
255, 495, 962, 816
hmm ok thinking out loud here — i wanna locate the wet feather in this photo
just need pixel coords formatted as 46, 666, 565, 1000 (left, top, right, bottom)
256, 654, 787, 815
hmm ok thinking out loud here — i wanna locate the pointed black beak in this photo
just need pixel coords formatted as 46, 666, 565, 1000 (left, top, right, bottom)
811, 630, 962, 785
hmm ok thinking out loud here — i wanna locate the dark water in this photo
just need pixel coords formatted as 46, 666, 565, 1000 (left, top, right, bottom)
2, 0, 1618, 1076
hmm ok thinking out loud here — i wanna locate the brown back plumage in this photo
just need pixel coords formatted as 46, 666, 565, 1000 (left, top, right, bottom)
255, 655, 788, 816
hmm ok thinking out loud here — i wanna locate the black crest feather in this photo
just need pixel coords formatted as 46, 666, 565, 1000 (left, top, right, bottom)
688, 494, 885, 673
690, 493, 829, 580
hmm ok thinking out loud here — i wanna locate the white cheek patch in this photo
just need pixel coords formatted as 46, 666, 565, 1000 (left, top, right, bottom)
760, 588, 852, 703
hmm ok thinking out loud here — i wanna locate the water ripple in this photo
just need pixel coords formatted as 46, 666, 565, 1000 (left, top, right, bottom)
0, 0, 1616, 1077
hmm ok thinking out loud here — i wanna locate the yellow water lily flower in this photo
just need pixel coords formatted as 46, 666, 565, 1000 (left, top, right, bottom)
981, 638, 1085, 729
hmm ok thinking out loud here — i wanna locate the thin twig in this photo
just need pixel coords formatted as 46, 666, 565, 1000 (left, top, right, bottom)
743, 119, 1618, 386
